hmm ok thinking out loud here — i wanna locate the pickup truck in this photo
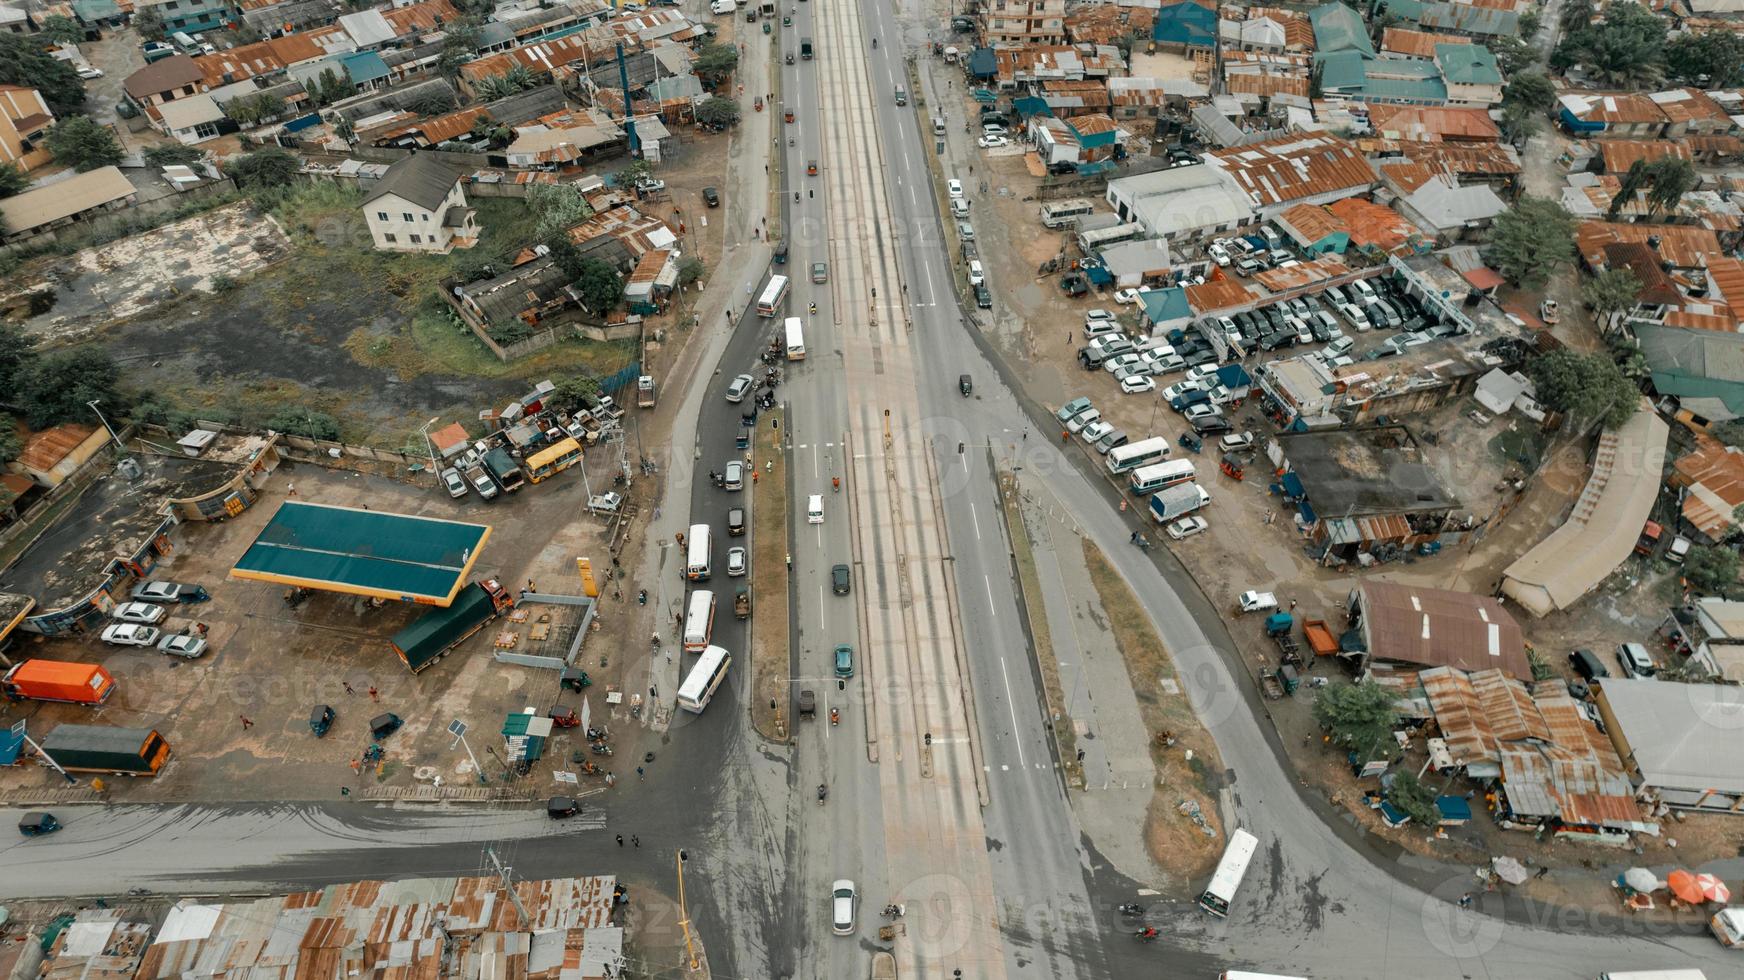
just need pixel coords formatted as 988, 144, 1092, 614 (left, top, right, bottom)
588, 491, 623, 514
463, 461, 498, 499
636, 375, 657, 408
1238, 590, 1278, 614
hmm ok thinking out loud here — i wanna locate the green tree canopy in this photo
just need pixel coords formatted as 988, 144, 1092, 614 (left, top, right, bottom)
1312, 681, 1400, 759
1683, 545, 1741, 596
17, 347, 123, 428
1643, 157, 1698, 216
1387, 770, 1440, 827
228, 148, 301, 193
546, 375, 602, 414
1582, 268, 1642, 322
1666, 29, 1744, 89
1487, 196, 1576, 291
1552, 2, 1666, 88
46, 115, 123, 172
1499, 101, 1539, 144
1527, 349, 1641, 429
144, 143, 203, 168
40, 15, 85, 45
0, 35, 87, 118
0, 416, 22, 466
0, 322, 37, 395
693, 42, 739, 90
528, 182, 593, 241
267, 410, 342, 440
696, 95, 740, 128
677, 256, 705, 288
1488, 36, 1540, 77
1502, 71, 1557, 113
133, 8, 168, 41
573, 258, 623, 314
0, 161, 27, 199
404, 89, 457, 116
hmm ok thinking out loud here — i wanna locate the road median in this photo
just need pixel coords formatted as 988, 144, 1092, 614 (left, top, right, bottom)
749, 405, 790, 741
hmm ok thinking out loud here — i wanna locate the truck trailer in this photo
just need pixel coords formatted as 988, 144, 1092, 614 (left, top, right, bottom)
41, 724, 171, 776
389, 579, 514, 673
483, 447, 525, 493
2, 661, 116, 705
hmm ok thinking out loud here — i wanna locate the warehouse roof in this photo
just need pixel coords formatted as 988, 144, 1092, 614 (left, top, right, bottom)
1598, 678, 1744, 794
230, 501, 491, 604
1359, 582, 1530, 678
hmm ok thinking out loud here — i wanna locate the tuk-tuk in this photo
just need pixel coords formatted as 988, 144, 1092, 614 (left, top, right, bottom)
735, 588, 751, 619
1220, 453, 1245, 479
774, 243, 788, 265
959, 374, 972, 397
547, 796, 579, 819
807, 159, 818, 176
762, 21, 770, 34
754, 96, 764, 111
561, 667, 592, 692
797, 688, 816, 719
1264, 612, 1294, 637
1179, 432, 1202, 454
18, 812, 60, 837
369, 713, 403, 741
309, 704, 334, 738
784, 107, 794, 123
785, 52, 794, 64
549, 706, 579, 728
783, 13, 791, 25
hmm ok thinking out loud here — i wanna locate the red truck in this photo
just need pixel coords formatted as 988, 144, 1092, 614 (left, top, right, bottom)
3, 660, 117, 705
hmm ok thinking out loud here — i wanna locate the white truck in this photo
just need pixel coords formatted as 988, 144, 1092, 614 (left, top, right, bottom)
1712, 906, 1744, 946
637, 375, 657, 408
588, 492, 623, 514
1238, 591, 1279, 614
1148, 482, 1209, 524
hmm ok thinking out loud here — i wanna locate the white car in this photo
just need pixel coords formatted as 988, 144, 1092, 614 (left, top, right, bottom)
727, 546, 747, 577
976, 135, 1011, 148
726, 373, 755, 402
1083, 319, 1121, 339
634, 176, 666, 193
1113, 288, 1141, 305
1103, 352, 1145, 375
948, 178, 964, 199
968, 260, 985, 286
1142, 351, 1186, 375
77, 67, 105, 80
1166, 516, 1209, 540
158, 634, 208, 659
1080, 419, 1113, 445
832, 880, 858, 935
1064, 408, 1101, 434
441, 467, 468, 498
1207, 242, 1231, 267
1120, 375, 1156, 394
1183, 364, 1220, 386
1183, 403, 1223, 423
112, 602, 167, 625
1220, 432, 1255, 451
1161, 379, 1204, 402
101, 623, 160, 647
1085, 308, 1117, 325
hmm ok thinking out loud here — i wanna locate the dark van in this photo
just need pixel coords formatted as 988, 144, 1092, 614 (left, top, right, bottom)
1569, 648, 1609, 681
728, 507, 745, 536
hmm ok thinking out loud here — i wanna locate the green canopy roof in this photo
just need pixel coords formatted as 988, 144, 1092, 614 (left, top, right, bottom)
231, 501, 490, 604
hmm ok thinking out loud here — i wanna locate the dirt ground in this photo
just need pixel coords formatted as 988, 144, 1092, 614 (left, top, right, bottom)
750, 406, 790, 740
0, 453, 666, 803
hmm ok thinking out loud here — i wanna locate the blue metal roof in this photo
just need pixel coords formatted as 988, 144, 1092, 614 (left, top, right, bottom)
342, 51, 391, 86
1152, 1, 1217, 47
1141, 286, 1192, 323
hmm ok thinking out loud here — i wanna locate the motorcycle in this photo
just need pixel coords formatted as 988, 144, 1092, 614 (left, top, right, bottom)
591, 742, 614, 756
586, 726, 610, 741
1133, 929, 1159, 943
817, 784, 827, 806
829, 707, 840, 726
881, 904, 904, 918
1118, 903, 1145, 917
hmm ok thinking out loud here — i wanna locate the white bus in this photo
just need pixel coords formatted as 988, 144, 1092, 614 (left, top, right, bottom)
1108, 436, 1172, 475
1219, 973, 1308, 980
677, 644, 732, 713
755, 274, 790, 317
682, 589, 716, 652
1595, 973, 1708, 980
1198, 827, 1259, 917
686, 523, 712, 580
1129, 459, 1196, 495
784, 316, 806, 360
1039, 198, 1096, 229
1077, 222, 1147, 254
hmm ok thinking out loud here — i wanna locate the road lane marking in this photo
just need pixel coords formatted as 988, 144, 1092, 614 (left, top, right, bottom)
999, 655, 1025, 767
983, 573, 993, 610
969, 501, 980, 540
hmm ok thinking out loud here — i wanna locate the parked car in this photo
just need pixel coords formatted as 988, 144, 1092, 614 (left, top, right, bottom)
158, 634, 208, 658
1161, 380, 1204, 403
1080, 420, 1114, 445
1206, 242, 1231, 266
976, 134, 1011, 148
1166, 516, 1209, 540
1065, 408, 1102, 433
634, 176, 666, 193
1220, 432, 1255, 451
974, 283, 992, 309
130, 581, 210, 603
947, 178, 964, 199
1143, 351, 1186, 375
111, 602, 166, 625
702, 186, 720, 207
1119, 374, 1157, 394
968, 260, 985, 286
1569, 648, 1609, 680
1183, 403, 1222, 423
1083, 319, 1121, 339
101, 623, 160, 647
723, 460, 744, 490
957, 221, 975, 241
726, 374, 755, 403
441, 467, 468, 498
1104, 353, 1146, 376
727, 546, 747, 577
1085, 308, 1117, 326
1189, 415, 1233, 435
1056, 397, 1092, 424
1616, 642, 1657, 677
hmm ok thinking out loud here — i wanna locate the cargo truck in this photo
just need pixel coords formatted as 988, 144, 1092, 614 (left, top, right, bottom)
1149, 482, 1210, 523
41, 724, 171, 776
389, 579, 514, 673
483, 447, 524, 493
637, 375, 657, 408
3, 661, 116, 705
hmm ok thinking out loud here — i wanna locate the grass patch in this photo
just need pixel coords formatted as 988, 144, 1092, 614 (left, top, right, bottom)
1000, 471, 1075, 782
1489, 424, 1546, 471
750, 407, 791, 741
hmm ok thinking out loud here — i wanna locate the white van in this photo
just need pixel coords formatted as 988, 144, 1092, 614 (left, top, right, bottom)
709, 0, 737, 13
807, 494, 824, 524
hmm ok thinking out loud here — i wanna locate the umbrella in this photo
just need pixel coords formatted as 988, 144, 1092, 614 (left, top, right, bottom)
1695, 873, 1731, 904
1622, 867, 1663, 893
1666, 869, 1704, 904
1492, 856, 1529, 885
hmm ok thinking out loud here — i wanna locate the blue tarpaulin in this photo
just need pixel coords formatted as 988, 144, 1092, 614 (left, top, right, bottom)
1272, 472, 1305, 498
1297, 500, 1317, 524
284, 112, 324, 133
0, 728, 24, 766
1435, 795, 1472, 825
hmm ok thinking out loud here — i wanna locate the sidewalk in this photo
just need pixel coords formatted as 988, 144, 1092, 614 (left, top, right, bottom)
1015, 478, 1165, 886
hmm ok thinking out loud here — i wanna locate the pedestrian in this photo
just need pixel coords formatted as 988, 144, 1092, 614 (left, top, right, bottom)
343, 681, 355, 695
368, 686, 380, 702
637, 766, 646, 779
287, 482, 296, 496
616, 834, 624, 847
527, 579, 537, 593
1061, 430, 1069, 443
1289, 598, 1299, 610
1534, 866, 1550, 880
341, 786, 350, 796
1458, 893, 1473, 908
240, 715, 254, 730
614, 589, 623, 601
1076, 748, 1085, 762
350, 757, 362, 773
605, 772, 616, 787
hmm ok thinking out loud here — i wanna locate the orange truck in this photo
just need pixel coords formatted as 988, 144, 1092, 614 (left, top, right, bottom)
1303, 619, 1340, 657
2, 660, 116, 705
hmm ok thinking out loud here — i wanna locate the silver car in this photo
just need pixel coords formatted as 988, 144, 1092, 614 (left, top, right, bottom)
158, 634, 209, 658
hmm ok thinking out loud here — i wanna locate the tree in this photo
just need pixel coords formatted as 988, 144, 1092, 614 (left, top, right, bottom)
0, 323, 36, 395
693, 42, 739, 90
1518, 9, 1542, 39
1609, 159, 1652, 219
573, 258, 623, 314
1643, 157, 1697, 217
695, 95, 740, 129
1387, 770, 1439, 827
313, 69, 352, 106
1499, 101, 1539, 144
40, 15, 85, 45
1583, 268, 1641, 328
134, 7, 168, 42
0, 416, 21, 466
228, 148, 300, 192
1528, 349, 1640, 429
1489, 36, 1539, 77
1611, 336, 1649, 381
267, 410, 341, 440
677, 256, 705, 288
1502, 71, 1557, 113
144, 143, 203, 168
1487, 196, 1576, 291
613, 159, 652, 192
0, 161, 26, 199
1683, 545, 1741, 596
1312, 681, 1400, 758
528, 182, 593, 241
46, 115, 123, 172
1560, 0, 1594, 33
404, 88, 456, 116
1552, 2, 1666, 88
1666, 30, 1744, 89
17, 347, 122, 428
475, 66, 536, 100
437, 24, 480, 79
546, 375, 602, 414
0, 34, 87, 117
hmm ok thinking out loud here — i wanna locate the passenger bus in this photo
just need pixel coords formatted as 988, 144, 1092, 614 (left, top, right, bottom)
1039, 198, 1096, 229
1076, 222, 1146, 254
683, 589, 717, 653
686, 523, 712, 580
755, 274, 790, 317
1108, 435, 1172, 475
676, 644, 731, 713
784, 316, 806, 360
1218, 973, 1307, 980
524, 436, 583, 484
1198, 827, 1259, 917
1129, 459, 1196, 495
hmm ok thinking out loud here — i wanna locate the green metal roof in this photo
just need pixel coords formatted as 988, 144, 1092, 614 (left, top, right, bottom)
1309, 3, 1375, 58
1436, 43, 1501, 86
231, 501, 490, 604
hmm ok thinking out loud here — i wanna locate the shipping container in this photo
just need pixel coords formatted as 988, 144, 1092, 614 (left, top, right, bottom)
2, 661, 116, 705
41, 724, 171, 776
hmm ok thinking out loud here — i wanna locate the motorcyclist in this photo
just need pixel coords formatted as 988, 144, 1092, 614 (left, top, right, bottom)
817, 783, 827, 802
832, 476, 840, 492
794, 191, 800, 202
809, 301, 817, 314
872, 37, 877, 48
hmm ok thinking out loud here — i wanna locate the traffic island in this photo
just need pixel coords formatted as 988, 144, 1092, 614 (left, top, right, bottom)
749, 406, 790, 741
997, 468, 1077, 783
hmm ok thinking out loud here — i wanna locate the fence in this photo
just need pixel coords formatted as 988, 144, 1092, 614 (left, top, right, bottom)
275, 434, 435, 482
0, 176, 239, 258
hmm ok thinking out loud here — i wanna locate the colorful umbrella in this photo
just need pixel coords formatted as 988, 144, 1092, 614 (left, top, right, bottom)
1695, 873, 1731, 904
1622, 867, 1662, 893
1666, 869, 1704, 904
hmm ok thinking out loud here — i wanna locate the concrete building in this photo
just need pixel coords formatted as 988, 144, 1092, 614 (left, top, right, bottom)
1659, 597, 1744, 683
1272, 424, 1463, 561
980, 0, 1065, 47
1595, 678, 1744, 813
361, 153, 479, 253
156, 93, 226, 144
0, 84, 53, 172
122, 55, 208, 114
1104, 165, 1254, 243
132, 0, 233, 34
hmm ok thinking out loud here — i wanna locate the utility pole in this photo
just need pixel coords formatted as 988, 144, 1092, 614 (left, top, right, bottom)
676, 848, 699, 971
484, 846, 531, 928
87, 399, 123, 451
